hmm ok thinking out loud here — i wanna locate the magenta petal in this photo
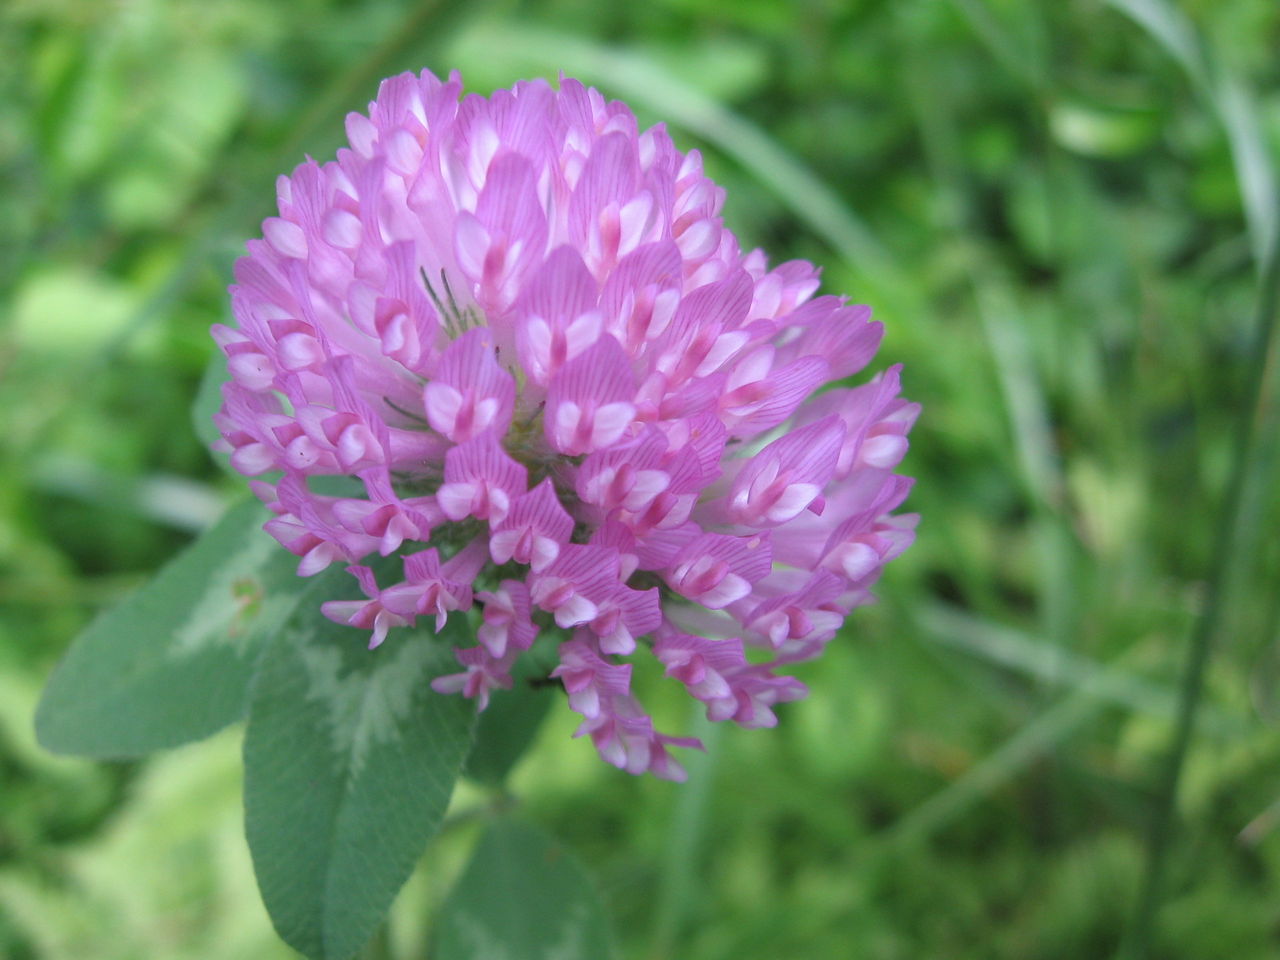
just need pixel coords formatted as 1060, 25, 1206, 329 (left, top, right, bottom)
544, 335, 636, 455
425, 328, 516, 442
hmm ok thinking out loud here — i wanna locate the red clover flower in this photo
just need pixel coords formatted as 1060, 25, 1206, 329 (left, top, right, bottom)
212, 70, 919, 780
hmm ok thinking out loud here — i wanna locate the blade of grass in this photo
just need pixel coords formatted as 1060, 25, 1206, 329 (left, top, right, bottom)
974, 280, 1063, 511
884, 690, 1098, 848
1105, 0, 1204, 84
1097, 5, 1280, 955
882, 626, 1206, 849
973, 274, 1080, 693
1107, 0, 1277, 269
918, 605, 1246, 737
1118, 198, 1280, 960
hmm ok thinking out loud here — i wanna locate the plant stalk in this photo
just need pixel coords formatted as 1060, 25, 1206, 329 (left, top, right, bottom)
1120, 217, 1280, 958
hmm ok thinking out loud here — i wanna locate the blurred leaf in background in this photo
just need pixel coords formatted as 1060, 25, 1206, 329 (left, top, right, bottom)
3, 0, 1280, 958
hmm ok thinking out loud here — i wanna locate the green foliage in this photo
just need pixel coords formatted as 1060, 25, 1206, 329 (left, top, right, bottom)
34, 498, 304, 757
243, 567, 476, 960
432, 818, 614, 960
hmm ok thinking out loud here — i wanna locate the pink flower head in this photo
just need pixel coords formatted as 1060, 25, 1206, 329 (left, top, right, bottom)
214, 70, 918, 780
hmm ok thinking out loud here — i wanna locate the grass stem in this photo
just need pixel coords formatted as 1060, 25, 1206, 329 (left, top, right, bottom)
1120, 213, 1280, 960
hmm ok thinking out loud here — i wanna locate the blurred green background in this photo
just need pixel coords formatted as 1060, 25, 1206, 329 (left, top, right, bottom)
3, 0, 1280, 957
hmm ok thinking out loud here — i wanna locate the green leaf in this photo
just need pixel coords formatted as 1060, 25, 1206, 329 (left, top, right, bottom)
36, 497, 303, 757
464, 648, 556, 787
433, 817, 615, 960
243, 570, 476, 960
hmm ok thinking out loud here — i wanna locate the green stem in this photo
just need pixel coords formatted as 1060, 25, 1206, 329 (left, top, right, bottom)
649, 711, 721, 960
1120, 216, 1280, 958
